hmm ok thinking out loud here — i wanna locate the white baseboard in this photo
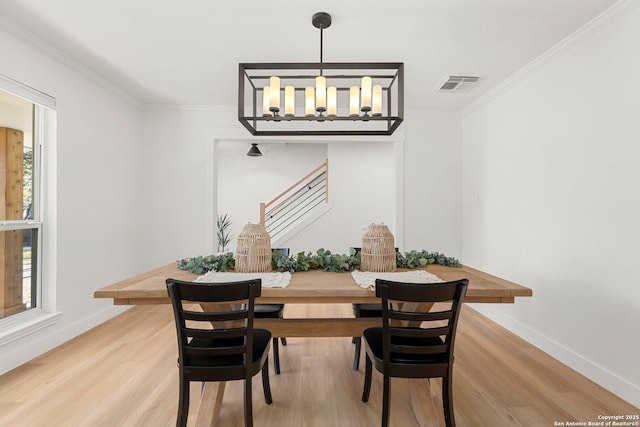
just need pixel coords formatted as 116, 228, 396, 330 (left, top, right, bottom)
469, 304, 640, 408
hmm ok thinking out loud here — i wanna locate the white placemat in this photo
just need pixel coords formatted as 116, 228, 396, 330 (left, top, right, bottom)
195, 271, 292, 288
351, 270, 443, 290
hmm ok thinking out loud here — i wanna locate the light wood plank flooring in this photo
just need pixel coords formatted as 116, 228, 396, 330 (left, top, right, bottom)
0, 304, 637, 426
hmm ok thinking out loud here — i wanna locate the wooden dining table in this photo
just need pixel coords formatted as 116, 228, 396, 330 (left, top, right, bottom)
94, 262, 532, 426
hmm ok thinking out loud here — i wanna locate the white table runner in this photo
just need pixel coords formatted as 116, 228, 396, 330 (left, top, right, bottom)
195, 271, 292, 288
351, 270, 443, 290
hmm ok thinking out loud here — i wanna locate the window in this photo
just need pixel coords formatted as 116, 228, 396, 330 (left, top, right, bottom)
0, 74, 56, 335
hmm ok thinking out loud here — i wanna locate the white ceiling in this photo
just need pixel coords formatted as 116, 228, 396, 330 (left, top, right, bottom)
0, 0, 620, 110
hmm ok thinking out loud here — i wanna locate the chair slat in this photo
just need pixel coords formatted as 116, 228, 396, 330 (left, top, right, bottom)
387, 310, 429, 322
389, 326, 450, 338
384, 281, 461, 303
389, 344, 448, 355
185, 327, 247, 340
186, 345, 247, 357
182, 309, 247, 322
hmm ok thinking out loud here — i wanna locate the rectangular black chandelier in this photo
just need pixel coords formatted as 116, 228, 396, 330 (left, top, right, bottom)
238, 62, 404, 136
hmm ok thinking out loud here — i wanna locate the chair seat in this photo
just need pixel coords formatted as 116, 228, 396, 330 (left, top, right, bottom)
254, 304, 285, 318
363, 327, 448, 365
352, 303, 382, 317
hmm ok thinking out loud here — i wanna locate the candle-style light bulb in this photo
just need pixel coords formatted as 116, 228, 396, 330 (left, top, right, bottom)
360, 76, 372, 113
372, 85, 382, 116
327, 86, 337, 117
305, 87, 315, 116
269, 76, 280, 114
349, 86, 359, 117
284, 86, 295, 117
262, 86, 271, 116
315, 76, 327, 113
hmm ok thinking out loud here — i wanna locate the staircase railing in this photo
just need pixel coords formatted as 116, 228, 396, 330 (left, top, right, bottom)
260, 160, 329, 240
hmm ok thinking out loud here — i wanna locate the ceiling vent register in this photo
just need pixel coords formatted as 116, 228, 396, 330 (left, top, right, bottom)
437, 76, 480, 92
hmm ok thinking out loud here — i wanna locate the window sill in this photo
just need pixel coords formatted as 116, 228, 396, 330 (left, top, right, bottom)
0, 309, 62, 347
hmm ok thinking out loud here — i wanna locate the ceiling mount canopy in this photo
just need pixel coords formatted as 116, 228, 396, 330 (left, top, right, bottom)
238, 12, 404, 136
312, 11, 332, 31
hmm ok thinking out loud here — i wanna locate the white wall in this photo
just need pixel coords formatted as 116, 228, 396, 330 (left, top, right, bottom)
402, 111, 463, 256
461, 5, 640, 407
0, 22, 142, 374
138, 106, 229, 266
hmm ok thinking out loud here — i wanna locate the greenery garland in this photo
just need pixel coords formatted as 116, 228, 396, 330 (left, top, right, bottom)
177, 248, 460, 275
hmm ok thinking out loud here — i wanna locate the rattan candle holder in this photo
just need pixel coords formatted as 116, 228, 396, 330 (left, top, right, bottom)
360, 223, 396, 272
235, 223, 272, 273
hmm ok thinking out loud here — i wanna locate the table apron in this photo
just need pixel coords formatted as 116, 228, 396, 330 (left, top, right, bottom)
113, 296, 515, 305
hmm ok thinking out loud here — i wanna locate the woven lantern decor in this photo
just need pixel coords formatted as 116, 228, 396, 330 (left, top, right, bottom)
361, 223, 396, 272
235, 223, 272, 273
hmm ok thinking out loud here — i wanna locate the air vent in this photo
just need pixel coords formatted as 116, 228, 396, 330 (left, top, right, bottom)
437, 76, 481, 92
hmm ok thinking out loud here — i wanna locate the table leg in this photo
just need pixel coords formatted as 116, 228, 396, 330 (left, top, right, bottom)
409, 378, 440, 427
195, 302, 239, 426
194, 381, 226, 427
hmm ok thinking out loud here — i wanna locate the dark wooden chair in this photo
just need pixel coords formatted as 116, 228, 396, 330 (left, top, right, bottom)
166, 278, 273, 427
361, 278, 468, 427
254, 247, 289, 374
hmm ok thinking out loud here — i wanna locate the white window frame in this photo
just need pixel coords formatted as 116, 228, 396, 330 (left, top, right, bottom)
0, 73, 59, 346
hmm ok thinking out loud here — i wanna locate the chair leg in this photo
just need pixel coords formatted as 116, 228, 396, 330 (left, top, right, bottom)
262, 357, 273, 405
382, 374, 391, 427
273, 337, 281, 374
177, 378, 189, 427
353, 337, 362, 370
442, 376, 455, 427
280, 337, 287, 346
362, 354, 372, 402
244, 377, 253, 427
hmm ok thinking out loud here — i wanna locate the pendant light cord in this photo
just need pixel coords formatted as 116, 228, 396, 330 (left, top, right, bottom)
319, 27, 324, 76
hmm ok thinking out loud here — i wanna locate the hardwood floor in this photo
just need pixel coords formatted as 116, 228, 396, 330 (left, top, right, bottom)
0, 303, 637, 426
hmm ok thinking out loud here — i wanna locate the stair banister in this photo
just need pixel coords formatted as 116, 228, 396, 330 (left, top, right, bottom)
260, 160, 328, 225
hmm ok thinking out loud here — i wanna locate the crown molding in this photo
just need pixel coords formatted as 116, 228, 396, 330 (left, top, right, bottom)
461, 0, 640, 117
406, 109, 462, 119
142, 104, 233, 112
0, 72, 56, 108
0, 14, 142, 109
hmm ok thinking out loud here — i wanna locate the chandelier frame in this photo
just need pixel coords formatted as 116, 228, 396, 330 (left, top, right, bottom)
238, 62, 404, 136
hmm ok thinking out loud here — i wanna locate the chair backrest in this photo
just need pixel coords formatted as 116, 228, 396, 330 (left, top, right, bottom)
375, 279, 468, 368
166, 278, 262, 370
